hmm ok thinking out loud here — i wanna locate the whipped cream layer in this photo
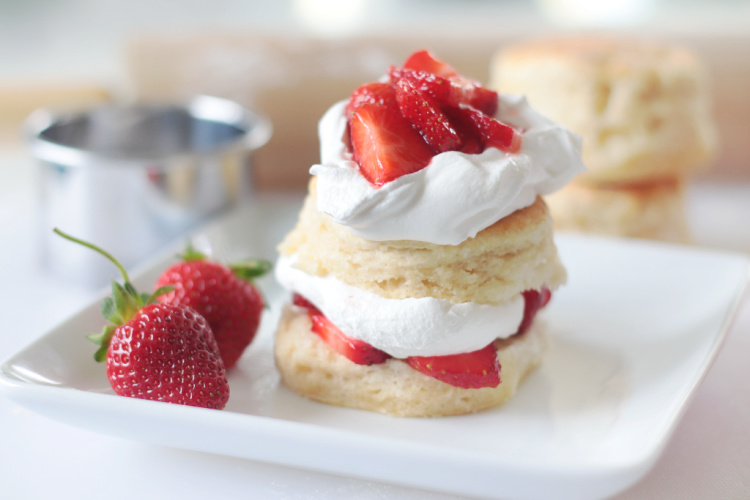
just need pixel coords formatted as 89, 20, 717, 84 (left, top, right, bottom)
311, 94, 586, 245
276, 254, 525, 358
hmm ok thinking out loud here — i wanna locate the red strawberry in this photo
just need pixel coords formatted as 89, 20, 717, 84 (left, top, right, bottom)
449, 84, 499, 117
349, 101, 434, 187
107, 303, 229, 409
346, 82, 397, 116
310, 315, 391, 366
293, 294, 390, 365
458, 105, 521, 153
395, 78, 462, 153
155, 247, 271, 369
292, 293, 317, 311
407, 343, 501, 389
388, 66, 451, 103
54, 228, 229, 409
444, 107, 484, 154
518, 287, 552, 335
403, 49, 460, 79
403, 49, 499, 116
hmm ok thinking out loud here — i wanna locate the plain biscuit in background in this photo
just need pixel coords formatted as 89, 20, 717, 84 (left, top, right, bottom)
491, 36, 718, 185
491, 36, 719, 243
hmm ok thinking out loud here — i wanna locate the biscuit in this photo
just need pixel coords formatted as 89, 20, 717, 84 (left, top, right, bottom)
279, 178, 567, 305
274, 304, 546, 417
544, 177, 690, 242
490, 37, 718, 185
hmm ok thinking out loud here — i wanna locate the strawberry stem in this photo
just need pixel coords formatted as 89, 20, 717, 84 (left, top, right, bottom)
53, 228, 132, 284
179, 240, 207, 262
54, 228, 175, 362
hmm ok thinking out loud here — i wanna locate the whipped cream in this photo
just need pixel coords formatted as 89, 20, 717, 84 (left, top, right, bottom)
311, 94, 586, 245
276, 254, 525, 358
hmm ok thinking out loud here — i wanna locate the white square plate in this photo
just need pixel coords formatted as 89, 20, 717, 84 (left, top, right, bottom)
1, 198, 748, 500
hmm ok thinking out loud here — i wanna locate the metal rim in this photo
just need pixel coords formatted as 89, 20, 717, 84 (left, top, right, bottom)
25, 95, 272, 169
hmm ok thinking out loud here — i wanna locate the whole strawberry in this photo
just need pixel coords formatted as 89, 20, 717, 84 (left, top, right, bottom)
155, 245, 271, 369
54, 229, 229, 409
107, 303, 229, 409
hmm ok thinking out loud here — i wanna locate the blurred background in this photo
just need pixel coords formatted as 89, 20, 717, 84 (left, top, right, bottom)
0, 0, 748, 296
2, 0, 748, 188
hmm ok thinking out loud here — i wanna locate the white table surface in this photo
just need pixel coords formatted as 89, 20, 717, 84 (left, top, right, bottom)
1, 148, 749, 499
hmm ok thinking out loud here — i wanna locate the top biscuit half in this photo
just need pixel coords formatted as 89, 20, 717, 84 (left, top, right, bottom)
490, 36, 719, 186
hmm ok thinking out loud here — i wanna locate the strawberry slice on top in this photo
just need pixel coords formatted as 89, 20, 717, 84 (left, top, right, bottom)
458, 105, 522, 154
395, 78, 462, 153
403, 49, 499, 116
449, 84, 499, 118
346, 82, 397, 117
349, 101, 434, 187
403, 49, 461, 79
344, 49, 521, 187
388, 66, 452, 104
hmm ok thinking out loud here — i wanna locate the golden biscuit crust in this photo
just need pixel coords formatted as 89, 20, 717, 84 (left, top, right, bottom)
278, 179, 567, 305
274, 304, 546, 417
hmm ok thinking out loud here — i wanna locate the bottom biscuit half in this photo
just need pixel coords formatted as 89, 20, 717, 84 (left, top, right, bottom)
274, 304, 546, 417
544, 178, 690, 243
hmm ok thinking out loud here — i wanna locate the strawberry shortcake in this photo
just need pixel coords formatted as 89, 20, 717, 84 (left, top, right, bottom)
273, 50, 586, 417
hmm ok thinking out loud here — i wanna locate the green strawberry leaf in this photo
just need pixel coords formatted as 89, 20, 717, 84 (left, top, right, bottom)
52, 228, 145, 364
100, 297, 120, 324
180, 240, 207, 262
87, 325, 116, 363
124, 282, 140, 302
112, 280, 139, 323
147, 285, 175, 305
230, 259, 272, 282
92, 345, 109, 363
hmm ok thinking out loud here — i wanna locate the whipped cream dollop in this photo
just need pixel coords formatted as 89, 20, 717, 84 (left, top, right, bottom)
276, 255, 525, 358
311, 94, 586, 245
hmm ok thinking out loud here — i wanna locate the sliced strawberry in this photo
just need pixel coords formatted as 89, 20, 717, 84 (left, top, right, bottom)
389, 66, 451, 104
449, 84, 499, 117
292, 293, 318, 312
309, 314, 390, 366
444, 107, 484, 154
539, 287, 552, 308
402, 50, 498, 116
518, 287, 552, 335
403, 49, 460, 80
293, 294, 390, 366
458, 105, 521, 153
346, 82, 397, 116
349, 102, 434, 187
395, 78, 462, 153
407, 343, 501, 389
